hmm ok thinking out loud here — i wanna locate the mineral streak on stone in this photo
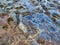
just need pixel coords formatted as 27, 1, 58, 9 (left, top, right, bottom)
0, 0, 60, 45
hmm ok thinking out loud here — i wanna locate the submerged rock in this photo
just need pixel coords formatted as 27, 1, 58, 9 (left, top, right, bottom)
0, 0, 60, 45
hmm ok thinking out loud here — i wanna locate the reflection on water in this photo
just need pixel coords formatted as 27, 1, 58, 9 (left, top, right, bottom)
0, 0, 60, 45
